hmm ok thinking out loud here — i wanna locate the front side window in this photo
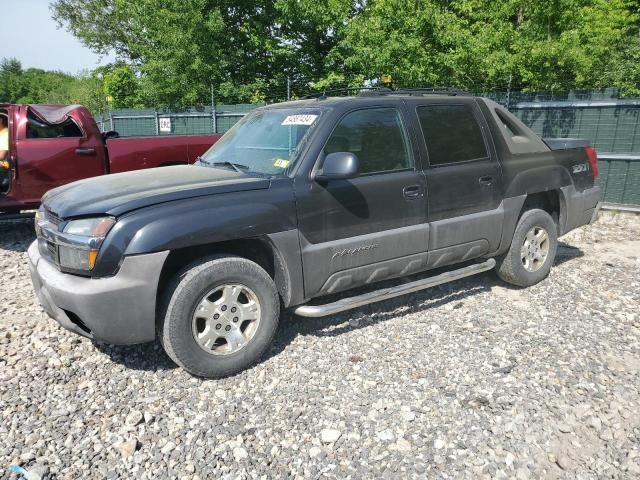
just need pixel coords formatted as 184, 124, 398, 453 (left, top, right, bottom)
418, 104, 487, 166
26, 114, 82, 139
325, 107, 412, 174
200, 108, 323, 176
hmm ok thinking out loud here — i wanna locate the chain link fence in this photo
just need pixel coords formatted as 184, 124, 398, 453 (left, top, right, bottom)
96, 89, 640, 207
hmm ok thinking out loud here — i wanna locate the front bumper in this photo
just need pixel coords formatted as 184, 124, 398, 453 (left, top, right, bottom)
28, 241, 169, 345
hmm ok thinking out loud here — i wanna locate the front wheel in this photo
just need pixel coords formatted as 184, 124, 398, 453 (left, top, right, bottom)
160, 255, 280, 378
495, 209, 558, 287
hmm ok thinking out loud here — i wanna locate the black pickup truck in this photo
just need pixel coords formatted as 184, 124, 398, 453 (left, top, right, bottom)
28, 90, 601, 378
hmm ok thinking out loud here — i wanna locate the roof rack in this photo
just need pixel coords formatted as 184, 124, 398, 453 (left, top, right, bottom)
358, 87, 471, 97
302, 86, 471, 100
303, 87, 391, 99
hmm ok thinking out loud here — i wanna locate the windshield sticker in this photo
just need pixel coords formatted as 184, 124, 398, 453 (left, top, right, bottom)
281, 114, 318, 126
273, 159, 291, 168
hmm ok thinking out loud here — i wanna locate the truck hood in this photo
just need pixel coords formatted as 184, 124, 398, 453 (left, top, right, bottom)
42, 165, 270, 218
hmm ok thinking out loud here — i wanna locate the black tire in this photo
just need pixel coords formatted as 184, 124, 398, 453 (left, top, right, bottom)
159, 255, 279, 378
495, 209, 558, 287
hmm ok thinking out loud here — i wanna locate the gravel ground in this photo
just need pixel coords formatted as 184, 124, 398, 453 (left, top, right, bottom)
1, 212, 639, 479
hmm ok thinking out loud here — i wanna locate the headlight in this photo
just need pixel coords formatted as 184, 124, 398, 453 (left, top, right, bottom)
58, 217, 116, 272
64, 217, 115, 237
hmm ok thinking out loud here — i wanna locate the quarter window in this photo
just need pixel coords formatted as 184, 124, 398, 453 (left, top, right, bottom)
325, 108, 411, 174
418, 105, 487, 166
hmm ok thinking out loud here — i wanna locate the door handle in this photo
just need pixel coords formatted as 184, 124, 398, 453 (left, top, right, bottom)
76, 148, 97, 156
403, 185, 424, 200
478, 175, 494, 186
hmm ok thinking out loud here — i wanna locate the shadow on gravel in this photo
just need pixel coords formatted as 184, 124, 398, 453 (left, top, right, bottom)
267, 243, 586, 358
0, 219, 35, 252
555, 241, 585, 266
93, 341, 178, 372
266, 270, 499, 361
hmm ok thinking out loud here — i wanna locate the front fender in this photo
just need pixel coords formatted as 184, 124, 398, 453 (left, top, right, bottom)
93, 181, 297, 277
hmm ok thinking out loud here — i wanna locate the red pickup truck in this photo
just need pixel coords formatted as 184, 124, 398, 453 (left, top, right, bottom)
0, 104, 221, 216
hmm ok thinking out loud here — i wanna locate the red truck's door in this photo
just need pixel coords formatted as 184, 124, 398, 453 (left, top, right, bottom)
15, 107, 106, 203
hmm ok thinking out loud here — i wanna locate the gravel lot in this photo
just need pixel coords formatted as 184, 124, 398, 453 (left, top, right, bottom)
1, 212, 639, 479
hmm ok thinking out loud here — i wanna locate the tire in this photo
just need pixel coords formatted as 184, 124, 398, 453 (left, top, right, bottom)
159, 255, 280, 378
495, 209, 558, 287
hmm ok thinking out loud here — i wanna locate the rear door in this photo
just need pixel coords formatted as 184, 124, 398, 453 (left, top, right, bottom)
294, 104, 429, 298
414, 100, 504, 267
16, 108, 105, 202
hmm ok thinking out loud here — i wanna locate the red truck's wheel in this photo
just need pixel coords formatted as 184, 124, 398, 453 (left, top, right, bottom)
159, 255, 280, 378
495, 209, 558, 287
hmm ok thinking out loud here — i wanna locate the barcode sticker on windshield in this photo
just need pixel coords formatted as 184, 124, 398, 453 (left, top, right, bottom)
273, 159, 290, 168
282, 114, 318, 126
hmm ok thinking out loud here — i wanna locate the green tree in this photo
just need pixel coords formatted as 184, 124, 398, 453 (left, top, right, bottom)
51, 0, 640, 104
51, 0, 357, 104
0, 58, 107, 113
332, 0, 638, 92
102, 64, 141, 108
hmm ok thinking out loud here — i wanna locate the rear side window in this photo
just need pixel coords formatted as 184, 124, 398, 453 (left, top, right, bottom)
418, 105, 487, 166
26, 116, 82, 139
325, 107, 412, 174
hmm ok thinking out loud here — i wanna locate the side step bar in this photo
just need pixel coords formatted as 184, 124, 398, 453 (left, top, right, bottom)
294, 258, 496, 318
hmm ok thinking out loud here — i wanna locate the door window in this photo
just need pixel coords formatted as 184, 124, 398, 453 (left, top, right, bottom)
325, 108, 412, 174
26, 115, 82, 139
418, 105, 487, 166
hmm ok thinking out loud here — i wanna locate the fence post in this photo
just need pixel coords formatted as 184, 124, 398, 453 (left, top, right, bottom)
154, 109, 159, 136
211, 83, 217, 133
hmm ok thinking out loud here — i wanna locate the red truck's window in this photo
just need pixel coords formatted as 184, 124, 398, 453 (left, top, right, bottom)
26, 116, 82, 139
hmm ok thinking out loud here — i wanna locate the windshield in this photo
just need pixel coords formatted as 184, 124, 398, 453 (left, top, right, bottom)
199, 108, 323, 176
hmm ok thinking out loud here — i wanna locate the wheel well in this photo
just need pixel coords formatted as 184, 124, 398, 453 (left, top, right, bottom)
157, 237, 289, 309
519, 191, 561, 228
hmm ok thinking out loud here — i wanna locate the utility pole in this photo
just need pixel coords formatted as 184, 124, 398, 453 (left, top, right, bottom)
287, 76, 291, 101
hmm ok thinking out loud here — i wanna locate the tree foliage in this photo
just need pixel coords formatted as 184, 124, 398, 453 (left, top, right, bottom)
43, 0, 640, 105
0, 58, 108, 112
334, 0, 638, 92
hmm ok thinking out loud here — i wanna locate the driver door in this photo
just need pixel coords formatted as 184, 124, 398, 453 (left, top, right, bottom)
17, 110, 105, 203
294, 106, 429, 299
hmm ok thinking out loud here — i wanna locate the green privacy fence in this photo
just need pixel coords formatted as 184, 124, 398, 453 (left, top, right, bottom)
97, 90, 640, 206
96, 104, 260, 137
497, 92, 640, 206
596, 154, 640, 206
510, 100, 640, 154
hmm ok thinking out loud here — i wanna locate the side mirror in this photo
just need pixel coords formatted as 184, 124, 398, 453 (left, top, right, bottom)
103, 130, 120, 140
315, 152, 359, 181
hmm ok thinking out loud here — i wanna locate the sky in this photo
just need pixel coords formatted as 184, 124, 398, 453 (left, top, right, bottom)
2, 0, 116, 74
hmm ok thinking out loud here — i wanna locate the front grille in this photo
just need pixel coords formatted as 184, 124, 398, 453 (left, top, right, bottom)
38, 237, 59, 267
46, 240, 58, 261
44, 208, 60, 227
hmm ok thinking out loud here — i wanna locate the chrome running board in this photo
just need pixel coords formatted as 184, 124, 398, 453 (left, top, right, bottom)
294, 258, 496, 318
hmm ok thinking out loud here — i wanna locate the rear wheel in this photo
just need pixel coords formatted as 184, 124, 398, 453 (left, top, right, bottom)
495, 209, 558, 287
160, 255, 279, 378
